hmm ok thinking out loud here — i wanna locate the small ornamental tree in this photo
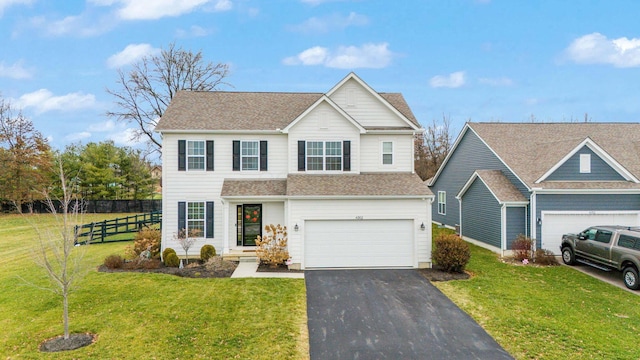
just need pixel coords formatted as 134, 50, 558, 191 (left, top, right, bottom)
256, 224, 289, 268
511, 234, 533, 262
175, 228, 199, 265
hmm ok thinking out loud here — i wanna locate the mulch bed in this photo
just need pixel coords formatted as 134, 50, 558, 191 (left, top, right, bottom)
256, 262, 304, 273
39, 333, 96, 352
98, 257, 238, 278
418, 267, 471, 282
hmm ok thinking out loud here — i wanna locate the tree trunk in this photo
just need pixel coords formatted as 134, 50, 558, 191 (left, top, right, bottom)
63, 293, 69, 339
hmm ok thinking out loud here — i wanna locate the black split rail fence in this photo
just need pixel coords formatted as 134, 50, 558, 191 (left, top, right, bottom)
74, 211, 162, 244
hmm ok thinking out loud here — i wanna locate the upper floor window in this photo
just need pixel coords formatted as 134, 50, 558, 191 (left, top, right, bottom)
307, 141, 342, 171
438, 191, 446, 215
187, 141, 205, 171
382, 141, 393, 165
580, 153, 591, 173
241, 141, 259, 171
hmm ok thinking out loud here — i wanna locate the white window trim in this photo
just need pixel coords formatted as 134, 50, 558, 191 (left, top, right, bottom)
187, 201, 205, 238
438, 191, 446, 215
241, 140, 259, 171
580, 153, 591, 173
306, 140, 343, 172
382, 141, 394, 165
187, 140, 205, 171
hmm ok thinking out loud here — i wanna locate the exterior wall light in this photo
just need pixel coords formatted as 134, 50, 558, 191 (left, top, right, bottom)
294, 223, 299, 232
420, 222, 426, 231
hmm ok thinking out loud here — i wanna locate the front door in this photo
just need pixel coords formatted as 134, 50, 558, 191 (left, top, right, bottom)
237, 204, 262, 246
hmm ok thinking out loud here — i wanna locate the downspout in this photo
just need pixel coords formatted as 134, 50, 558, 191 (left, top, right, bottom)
530, 190, 537, 251
457, 197, 462, 236
501, 204, 507, 257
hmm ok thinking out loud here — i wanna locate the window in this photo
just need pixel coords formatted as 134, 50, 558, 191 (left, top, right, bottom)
241, 141, 259, 171
595, 230, 612, 244
382, 141, 393, 165
306, 141, 342, 171
187, 202, 205, 237
619, 234, 640, 250
187, 141, 205, 170
438, 191, 446, 215
580, 153, 591, 173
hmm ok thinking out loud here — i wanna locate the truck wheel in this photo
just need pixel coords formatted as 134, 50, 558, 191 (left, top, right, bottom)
561, 247, 575, 265
623, 267, 640, 290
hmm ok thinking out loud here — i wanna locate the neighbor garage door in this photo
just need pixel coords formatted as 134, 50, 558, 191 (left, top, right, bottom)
541, 211, 640, 254
304, 219, 414, 268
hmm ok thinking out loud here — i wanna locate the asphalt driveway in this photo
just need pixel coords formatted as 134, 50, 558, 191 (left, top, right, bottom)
305, 269, 513, 360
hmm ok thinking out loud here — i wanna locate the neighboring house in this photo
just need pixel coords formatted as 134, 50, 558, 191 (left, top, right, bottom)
155, 73, 433, 269
428, 122, 640, 255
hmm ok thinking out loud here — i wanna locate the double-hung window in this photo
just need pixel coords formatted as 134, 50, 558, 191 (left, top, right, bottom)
382, 141, 393, 165
187, 201, 205, 237
187, 141, 205, 171
306, 141, 342, 171
241, 141, 259, 171
438, 191, 446, 215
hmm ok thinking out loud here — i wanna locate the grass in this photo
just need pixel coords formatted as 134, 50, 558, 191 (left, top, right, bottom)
0, 213, 307, 359
433, 225, 640, 359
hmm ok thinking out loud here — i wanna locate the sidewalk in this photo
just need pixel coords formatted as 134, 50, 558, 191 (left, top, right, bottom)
231, 261, 305, 279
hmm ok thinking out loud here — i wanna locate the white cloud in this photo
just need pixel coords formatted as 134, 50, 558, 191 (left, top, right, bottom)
176, 25, 211, 38
478, 76, 513, 86
300, 0, 347, 5
109, 127, 144, 146
525, 98, 539, 106
0, 0, 32, 16
65, 132, 92, 141
289, 12, 368, 34
16, 89, 96, 114
283, 43, 395, 69
116, 0, 211, 20
0, 60, 32, 79
213, 0, 232, 12
88, 120, 117, 132
107, 43, 160, 68
565, 32, 640, 68
28, 13, 116, 37
429, 71, 466, 88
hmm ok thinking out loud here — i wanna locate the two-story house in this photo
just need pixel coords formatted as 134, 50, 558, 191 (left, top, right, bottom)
155, 73, 433, 269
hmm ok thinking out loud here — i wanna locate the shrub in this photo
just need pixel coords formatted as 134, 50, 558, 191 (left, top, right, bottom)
164, 252, 180, 267
122, 258, 162, 270
200, 244, 216, 261
534, 249, 559, 266
511, 234, 533, 261
256, 224, 290, 268
432, 233, 470, 273
162, 247, 177, 260
133, 227, 161, 259
104, 254, 124, 269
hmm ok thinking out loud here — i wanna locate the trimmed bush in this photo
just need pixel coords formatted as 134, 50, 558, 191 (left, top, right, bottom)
162, 247, 177, 261
256, 224, 289, 268
133, 227, 161, 259
511, 234, 533, 261
432, 233, 470, 273
164, 252, 180, 267
200, 245, 216, 261
104, 254, 124, 269
534, 249, 559, 266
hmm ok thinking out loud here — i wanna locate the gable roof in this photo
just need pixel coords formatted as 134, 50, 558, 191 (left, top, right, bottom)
464, 122, 640, 189
457, 170, 528, 204
155, 76, 420, 132
282, 95, 366, 133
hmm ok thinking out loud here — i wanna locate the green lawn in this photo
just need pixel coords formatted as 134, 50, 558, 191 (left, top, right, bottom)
433, 225, 640, 360
0, 214, 307, 359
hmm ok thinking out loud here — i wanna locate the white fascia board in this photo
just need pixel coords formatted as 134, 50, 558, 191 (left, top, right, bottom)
220, 196, 288, 201
325, 72, 421, 131
456, 171, 529, 206
535, 137, 639, 183
365, 129, 421, 135
281, 95, 366, 134
158, 129, 283, 135
455, 170, 480, 200
287, 195, 434, 200
533, 188, 640, 195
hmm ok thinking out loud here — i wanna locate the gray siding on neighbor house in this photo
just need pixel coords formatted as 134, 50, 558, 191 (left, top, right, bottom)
535, 193, 640, 247
461, 177, 502, 248
545, 146, 624, 181
506, 206, 527, 250
430, 128, 529, 228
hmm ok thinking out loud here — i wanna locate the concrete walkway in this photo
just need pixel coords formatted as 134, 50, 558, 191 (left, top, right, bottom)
231, 261, 304, 279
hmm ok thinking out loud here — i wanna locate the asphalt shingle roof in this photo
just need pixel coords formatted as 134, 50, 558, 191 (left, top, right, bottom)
220, 179, 287, 197
474, 170, 528, 202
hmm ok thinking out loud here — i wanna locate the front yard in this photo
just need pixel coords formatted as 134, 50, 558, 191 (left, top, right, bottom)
0, 214, 307, 359
433, 226, 640, 359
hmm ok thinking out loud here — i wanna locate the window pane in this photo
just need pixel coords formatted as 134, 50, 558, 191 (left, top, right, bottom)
325, 142, 342, 156
188, 141, 205, 156
307, 142, 323, 156
307, 157, 323, 170
188, 157, 204, 170
383, 142, 393, 153
383, 153, 393, 165
242, 141, 258, 156
187, 202, 205, 237
326, 157, 342, 170
242, 157, 259, 171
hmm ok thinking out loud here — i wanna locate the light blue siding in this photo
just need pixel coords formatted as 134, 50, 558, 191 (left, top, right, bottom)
506, 206, 527, 249
460, 177, 501, 248
535, 193, 640, 248
430, 128, 528, 228
546, 146, 624, 181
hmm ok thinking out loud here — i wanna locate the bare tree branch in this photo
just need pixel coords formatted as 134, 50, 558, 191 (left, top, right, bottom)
415, 114, 454, 181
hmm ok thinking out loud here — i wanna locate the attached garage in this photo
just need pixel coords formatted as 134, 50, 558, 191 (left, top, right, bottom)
304, 219, 414, 268
541, 211, 640, 254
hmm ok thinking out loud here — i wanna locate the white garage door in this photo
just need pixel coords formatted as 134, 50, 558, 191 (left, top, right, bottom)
541, 211, 640, 254
304, 219, 414, 268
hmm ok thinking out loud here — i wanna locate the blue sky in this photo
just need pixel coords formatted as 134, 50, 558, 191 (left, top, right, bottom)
2, 0, 640, 153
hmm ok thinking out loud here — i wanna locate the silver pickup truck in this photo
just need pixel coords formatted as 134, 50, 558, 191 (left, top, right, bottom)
560, 225, 640, 290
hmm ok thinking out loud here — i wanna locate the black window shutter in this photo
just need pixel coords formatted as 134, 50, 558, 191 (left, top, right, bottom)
178, 201, 186, 232
343, 141, 351, 171
206, 201, 214, 238
232, 140, 240, 171
206, 141, 214, 171
259, 140, 268, 171
297, 140, 306, 171
178, 140, 186, 171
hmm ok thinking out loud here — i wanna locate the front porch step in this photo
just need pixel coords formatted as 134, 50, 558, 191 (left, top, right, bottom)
222, 250, 258, 262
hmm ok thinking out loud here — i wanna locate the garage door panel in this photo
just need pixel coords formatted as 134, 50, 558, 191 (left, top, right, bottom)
305, 219, 414, 268
541, 212, 640, 255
